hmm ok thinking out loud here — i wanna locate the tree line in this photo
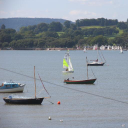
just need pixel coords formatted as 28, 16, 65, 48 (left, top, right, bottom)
76, 18, 118, 27
0, 18, 128, 49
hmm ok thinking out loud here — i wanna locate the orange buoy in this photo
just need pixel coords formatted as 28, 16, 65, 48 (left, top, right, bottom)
57, 101, 60, 105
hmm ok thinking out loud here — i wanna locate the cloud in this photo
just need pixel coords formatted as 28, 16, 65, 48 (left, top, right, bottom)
0, 0, 3, 4
69, 0, 114, 6
70, 10, 97, 16
69, 0, 87, 1
69, 10, 81, 15
0, 11, 6, 15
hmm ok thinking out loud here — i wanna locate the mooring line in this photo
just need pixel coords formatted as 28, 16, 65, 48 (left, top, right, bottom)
0, 67, 128, 105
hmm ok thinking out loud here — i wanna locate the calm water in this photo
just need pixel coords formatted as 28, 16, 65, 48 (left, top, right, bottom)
0, 50, 128, 128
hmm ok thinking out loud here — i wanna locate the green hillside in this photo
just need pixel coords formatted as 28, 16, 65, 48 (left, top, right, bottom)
0, 18, 128, 49
81, 25, 124, 39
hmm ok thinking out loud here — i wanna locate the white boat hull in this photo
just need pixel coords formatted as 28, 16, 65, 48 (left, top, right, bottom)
62, 71, 74, 73
0, 86, 25, 93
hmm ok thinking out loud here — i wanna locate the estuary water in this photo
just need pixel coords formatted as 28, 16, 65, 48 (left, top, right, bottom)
0, 50, 128, 128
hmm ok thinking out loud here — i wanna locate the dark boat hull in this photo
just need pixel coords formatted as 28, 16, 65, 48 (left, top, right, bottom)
87, 63, 105, 66
64, 79, 96, 84
3, 97, 44, 104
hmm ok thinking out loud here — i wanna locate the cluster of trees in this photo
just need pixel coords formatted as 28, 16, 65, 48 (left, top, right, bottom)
20, 22, 63, 34
0, 18, 128, 49
82, 27, 119, 36
76, 18, 118, 27
9, 38, 77, 49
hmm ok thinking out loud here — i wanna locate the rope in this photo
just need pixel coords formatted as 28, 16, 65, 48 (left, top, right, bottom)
86, 57, 96, 79
98, 50, 103, 62
38, 73, 51, 97
89, 66, 96, 79
100, 50, 106, 63
0, 67, 128, 105
36, 88, 44, 97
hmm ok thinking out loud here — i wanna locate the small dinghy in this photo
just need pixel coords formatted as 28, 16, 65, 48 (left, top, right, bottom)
62, 50, 74, 73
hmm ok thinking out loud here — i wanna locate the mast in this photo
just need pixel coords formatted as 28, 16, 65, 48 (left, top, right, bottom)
86, 57, 89, 79
67, 50, 70, 71
97, 44, 98, 60
34, 66, 36, 98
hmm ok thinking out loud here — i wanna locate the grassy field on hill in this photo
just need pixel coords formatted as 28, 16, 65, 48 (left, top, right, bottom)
57, 26, 124, 41
80, 26, 105, 29
80, 26, 124, 39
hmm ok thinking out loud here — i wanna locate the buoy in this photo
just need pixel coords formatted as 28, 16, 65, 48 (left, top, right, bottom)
48, 116, 51, 120
122, 124, 125, 127
60, 119, 63, 122
57, 101, 60, 105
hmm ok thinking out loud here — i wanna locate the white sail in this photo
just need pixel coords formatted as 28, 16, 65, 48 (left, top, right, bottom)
63, 50, 74, 73
68, 57, 74, 71
83, 47, 86, 52
120, 47, 123, 53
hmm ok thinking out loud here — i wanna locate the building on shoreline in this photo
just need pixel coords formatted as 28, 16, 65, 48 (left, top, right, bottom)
1, 45, 127, 51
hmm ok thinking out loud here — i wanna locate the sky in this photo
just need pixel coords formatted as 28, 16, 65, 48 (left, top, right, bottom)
0, 0, 128, 22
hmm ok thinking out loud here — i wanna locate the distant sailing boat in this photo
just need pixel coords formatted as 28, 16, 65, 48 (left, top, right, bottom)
120, 47, 123, 54
83, 47, 87, 53
3, 66, 44, 104
64, 57, 96, 84
87, 45, 106, 66
63, 50, 74, 73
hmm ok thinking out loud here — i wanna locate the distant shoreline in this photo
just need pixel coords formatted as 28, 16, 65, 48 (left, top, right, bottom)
0, 47, 127, 51
0, 48, 84, 50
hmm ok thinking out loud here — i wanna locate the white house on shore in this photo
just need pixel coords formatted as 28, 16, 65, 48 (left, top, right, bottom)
93, 45, 121, 50
111, 46, 120, 50
93, 45, 98, 50
100, 45, 112, 50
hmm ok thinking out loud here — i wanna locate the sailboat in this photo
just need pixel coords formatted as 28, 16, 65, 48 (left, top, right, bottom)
64, 57, 96, 84
87, 45, 105, 66
3, 66, 44, 104
63, 50, 74, 73
83, 47, 87, 53
120, 47, 123, 53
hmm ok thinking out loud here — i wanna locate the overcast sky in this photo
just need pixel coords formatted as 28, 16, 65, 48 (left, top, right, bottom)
0, 0, 127, 22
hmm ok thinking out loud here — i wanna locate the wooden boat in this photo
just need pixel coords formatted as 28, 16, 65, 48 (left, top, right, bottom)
64, 57, 96, 84
3, 96, 43, 104
0, 81, 25, 93
87, 61, 105, 66
87, 45, 106, 66
3, 66, 44, 105
64, 79, 96, 84
62, 50, 74, 73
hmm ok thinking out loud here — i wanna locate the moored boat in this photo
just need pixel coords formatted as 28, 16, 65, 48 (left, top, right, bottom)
87, 45, 106, 66
3, 96, 44, 104
64, 79, 96, 84
87, 61, 105, 66
64, 57, 97, 84
0, 81, 25, 93
3, 66, 45, 105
